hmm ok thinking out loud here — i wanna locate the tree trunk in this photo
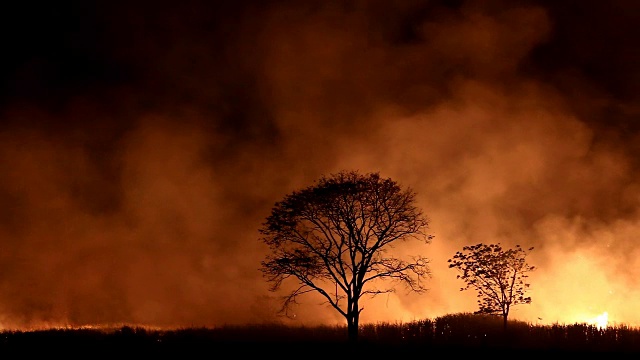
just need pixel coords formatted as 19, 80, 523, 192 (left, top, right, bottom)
347, 312, 359, 344
502, 305, 510, 333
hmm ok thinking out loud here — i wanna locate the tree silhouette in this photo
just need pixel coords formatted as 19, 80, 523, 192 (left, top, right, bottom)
447, 243, 535, 332
259, 170, 433, 344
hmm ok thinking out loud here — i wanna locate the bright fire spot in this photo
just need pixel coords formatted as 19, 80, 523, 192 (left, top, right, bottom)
588, 312, 609, 329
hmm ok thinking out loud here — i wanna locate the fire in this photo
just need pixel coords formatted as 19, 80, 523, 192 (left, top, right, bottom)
588, 312, 609, 329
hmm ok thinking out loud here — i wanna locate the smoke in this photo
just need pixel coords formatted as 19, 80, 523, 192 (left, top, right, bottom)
0, 0, 639, 329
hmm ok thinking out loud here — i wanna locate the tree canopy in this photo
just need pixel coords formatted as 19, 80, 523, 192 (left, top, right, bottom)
259, 170, 433, 343
448, 243, 535, 331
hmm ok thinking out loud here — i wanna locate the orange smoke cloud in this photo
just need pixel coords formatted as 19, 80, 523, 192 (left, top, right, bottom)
0, 0, 639, 330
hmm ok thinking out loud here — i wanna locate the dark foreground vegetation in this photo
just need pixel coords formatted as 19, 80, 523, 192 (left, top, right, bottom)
1, 313, 639, 357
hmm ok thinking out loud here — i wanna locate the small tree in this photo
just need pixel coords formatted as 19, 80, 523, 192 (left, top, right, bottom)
447, 243, 535, 332
259, 170, 433, 344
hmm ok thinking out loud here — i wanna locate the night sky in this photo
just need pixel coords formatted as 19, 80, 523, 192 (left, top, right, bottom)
0, 0, 639, 330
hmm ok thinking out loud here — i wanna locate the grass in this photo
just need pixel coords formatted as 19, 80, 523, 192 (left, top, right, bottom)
1, 313, 639, 356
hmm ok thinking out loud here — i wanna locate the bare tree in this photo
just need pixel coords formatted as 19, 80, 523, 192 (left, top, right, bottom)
259, 170, 433, 343
447, 243, 535, 332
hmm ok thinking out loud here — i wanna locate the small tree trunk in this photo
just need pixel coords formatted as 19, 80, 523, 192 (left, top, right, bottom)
503, 313, 508, 332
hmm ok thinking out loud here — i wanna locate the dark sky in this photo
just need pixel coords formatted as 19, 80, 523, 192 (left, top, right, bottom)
0, 0, 639, 329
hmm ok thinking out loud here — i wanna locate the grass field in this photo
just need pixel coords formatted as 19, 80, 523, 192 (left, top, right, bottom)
1, 313, 639, 356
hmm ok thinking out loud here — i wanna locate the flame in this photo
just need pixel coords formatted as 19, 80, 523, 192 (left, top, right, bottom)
587, 311, 609, 329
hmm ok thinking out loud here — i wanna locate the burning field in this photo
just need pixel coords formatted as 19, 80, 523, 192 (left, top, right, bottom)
0, 0, 639, 333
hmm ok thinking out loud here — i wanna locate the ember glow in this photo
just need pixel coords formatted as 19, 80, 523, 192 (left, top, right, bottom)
0, 1, 639, 331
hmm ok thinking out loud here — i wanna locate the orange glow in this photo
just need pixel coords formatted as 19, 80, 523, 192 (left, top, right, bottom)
0, 1, 638, 333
